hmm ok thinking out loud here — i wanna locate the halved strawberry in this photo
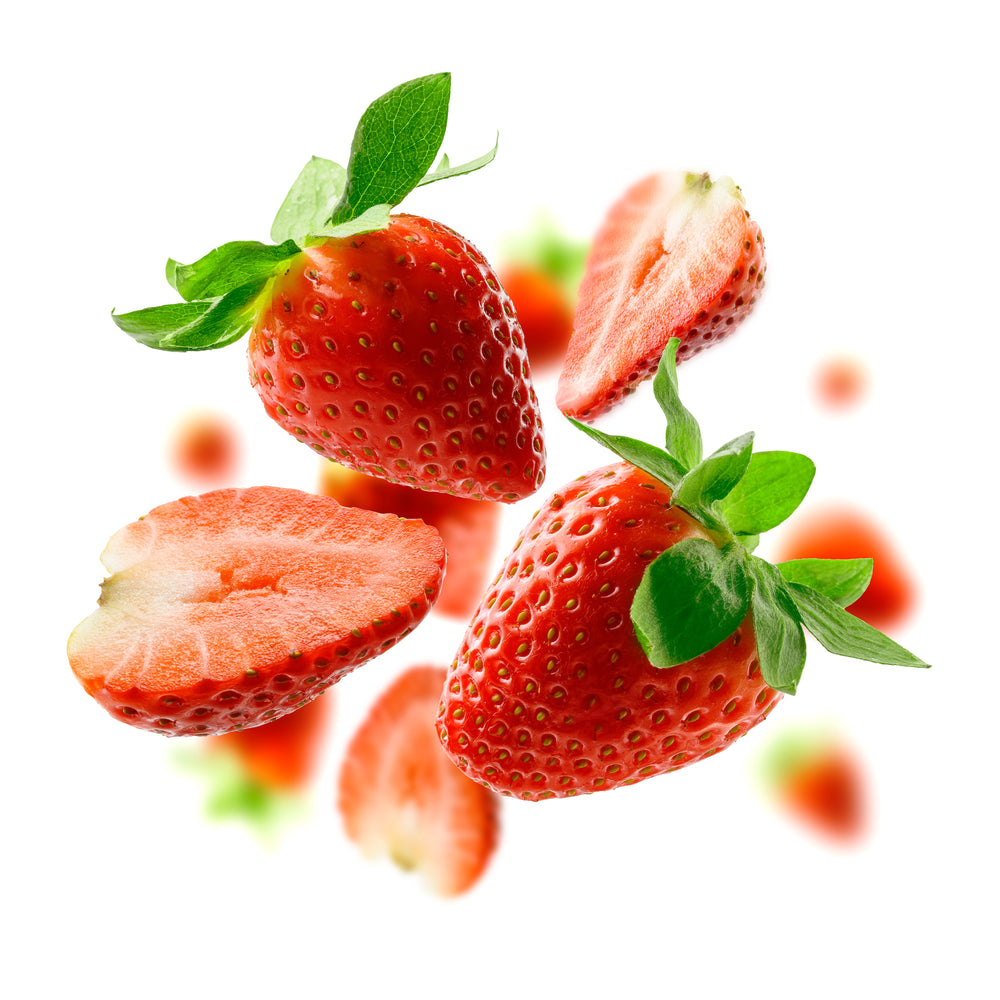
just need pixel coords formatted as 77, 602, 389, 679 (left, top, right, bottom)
317, 460, 501, 620
556, 171, 765, 420
67, 487, 445, 735
338, 665, 500, 897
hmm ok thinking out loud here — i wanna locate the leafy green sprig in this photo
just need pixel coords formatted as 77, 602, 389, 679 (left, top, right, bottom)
569, 339, 928, 694
113, 73, 496, 352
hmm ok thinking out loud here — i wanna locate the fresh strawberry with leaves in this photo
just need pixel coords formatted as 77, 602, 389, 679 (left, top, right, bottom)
317, 460, 501, 620
437, 339, 927, 799
557, 171, 766, 421
112, 74, 546, 502
339, 666, 500, 897
67, 486, 445, 736
498, 214, 589, 372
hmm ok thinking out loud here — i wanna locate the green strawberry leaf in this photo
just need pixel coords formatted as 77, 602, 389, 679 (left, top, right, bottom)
166, 240, 301, 302
270, 156, 347, 244
747, 557, 808, 694
653, 339, 702, 470
567, 417, 686, 489
777, 558, 873, 608
632, 538, 751, 668
416, 135, 499, 187
112, 276, 267, 352
717, 451, 816, 535
329, 72, 451, 227
310, 203, 393, 241
786, 583, 930, 668
672, 431, 754, 516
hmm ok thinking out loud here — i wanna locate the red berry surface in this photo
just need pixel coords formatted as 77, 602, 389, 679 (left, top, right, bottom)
499, 264, 575, 372
248, 214, 546, 501
437, 463, 782, 799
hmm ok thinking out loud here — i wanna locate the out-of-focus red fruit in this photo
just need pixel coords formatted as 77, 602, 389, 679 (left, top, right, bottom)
170, 410, 241, 484
814, 356, 868, 409
317, 462, 501, 620
500, 265, 576, 372
763, 728, 868, 844
774, 505, 916, 631
338, 666, 500, 897
211, 690, 333, 791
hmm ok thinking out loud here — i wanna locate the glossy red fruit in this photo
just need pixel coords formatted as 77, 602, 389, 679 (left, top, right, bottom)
774, 505, 915, 631
339, 666, 500, 896
248, 214, 546, 502
67, 486, 446, 736
317, 461, 501, 620
557, 172, 765, 421
499, 264, 575, 372
436, 463, 782, 799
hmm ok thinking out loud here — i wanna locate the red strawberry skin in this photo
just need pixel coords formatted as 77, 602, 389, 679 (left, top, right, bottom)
436, 463, 782, 799
248, 215, 546, 502
67, 487, 446, 736
499, 264, 575, 372
557, 172, 766, 421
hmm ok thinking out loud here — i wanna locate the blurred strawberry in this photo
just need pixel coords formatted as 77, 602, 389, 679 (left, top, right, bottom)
170, 409, 241, 485
761, 727, 868, 844
498, 213, 588, 372
318, 461, 501, 620
773, 504, 916, 632
338, 666, 500, 897
814, 356, 868, 410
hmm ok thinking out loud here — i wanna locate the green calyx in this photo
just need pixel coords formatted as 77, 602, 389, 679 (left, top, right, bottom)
111, 72, 497, 352
568, 339, 928, 694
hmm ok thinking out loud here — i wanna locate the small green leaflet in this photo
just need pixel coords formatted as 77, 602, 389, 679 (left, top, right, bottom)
112, 277, 267, 352
416, 136, 499, 188
777, 558, 873, 608
786, 584, 930, 668
328, 72, 451, 227
717, 451, 816, 535
653, 339, 702, 470
166, 240, 301, 302
566, 417, 686, 489
270, 156, 347, 244
747, 557, 808, 694
632, 538, 751, 668
672, 431, 754, 517
311, 203, 393, 240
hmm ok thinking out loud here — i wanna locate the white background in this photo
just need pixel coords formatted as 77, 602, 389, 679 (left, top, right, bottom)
3, 2, 997, 997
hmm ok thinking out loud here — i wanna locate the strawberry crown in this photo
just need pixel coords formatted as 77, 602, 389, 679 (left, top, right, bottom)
112, 73, 496, 352
569, 339, 928, 694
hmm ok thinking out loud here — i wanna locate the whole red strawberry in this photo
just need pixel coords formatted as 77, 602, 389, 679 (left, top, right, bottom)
112, 73, 545, 502
438, 339, 927, 799
249, 216, 543, 499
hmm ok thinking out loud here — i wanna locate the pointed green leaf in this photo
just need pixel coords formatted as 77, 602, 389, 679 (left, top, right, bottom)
747, 557, 808, 694
270, 156, 347, 244
416, 134, 498, 187
113, 277, 267, 352
166, 240, 301, 302
717, 451, 816, 535
567, 417, 686, 489
632, 539, 751, 668
672, 431, 754, 515
653, 339, 702, 470
310, 203, 393, 241
786, 583, 929, 668
777, 558, 873, 608
329, 72, 451, 226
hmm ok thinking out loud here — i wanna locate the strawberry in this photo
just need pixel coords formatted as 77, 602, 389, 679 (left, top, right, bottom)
774, 504, 916, 631
438, 339, 927, 799
169, 409, 241, 485
112, 73, 546, 502
339, 666, 500, 897
761, 727, 868, 843
317, 460, 501, 620
556, 171, 766, 421
814, 355, 868, 410
67, 486, 445, 736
